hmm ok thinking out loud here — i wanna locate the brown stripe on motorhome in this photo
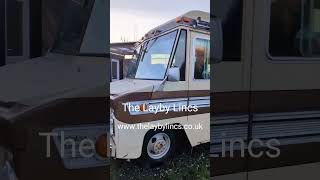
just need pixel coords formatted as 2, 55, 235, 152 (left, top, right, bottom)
211, 90, 320, 175
212, 90, 320, 116
251, 90, 320, 113
212, 91, 249, 115
111, 90, 210, 124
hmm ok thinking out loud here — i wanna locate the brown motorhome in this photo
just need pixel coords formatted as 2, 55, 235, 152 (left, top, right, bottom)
0, 0, 108, 179
211, 0, 320, 179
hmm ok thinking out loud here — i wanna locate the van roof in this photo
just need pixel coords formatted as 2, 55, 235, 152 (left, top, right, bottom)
183, 10, 209, 22
142, 10, 210, 41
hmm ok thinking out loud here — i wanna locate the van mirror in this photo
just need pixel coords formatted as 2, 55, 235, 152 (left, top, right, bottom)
167, 67, 180, 81
211, 17, 223, 63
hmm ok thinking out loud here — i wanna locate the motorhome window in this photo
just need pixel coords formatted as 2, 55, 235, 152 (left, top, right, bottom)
135, 30, 178, 80
269, 0, 320, 57
194, 38, 210, 79
213, 0, 243, 61
172, 30, 187, 81
51, 0, 95, 54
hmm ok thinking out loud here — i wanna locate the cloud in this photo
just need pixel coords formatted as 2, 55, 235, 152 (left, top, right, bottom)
110, 0, 210, 42
111, 0, 210, 16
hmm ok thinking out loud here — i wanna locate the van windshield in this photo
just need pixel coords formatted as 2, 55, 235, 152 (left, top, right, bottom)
134, 30, 178, 80
51, 0, 95, 54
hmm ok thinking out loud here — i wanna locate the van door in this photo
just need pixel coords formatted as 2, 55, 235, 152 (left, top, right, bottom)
248, 0, 320, 179
162, 29, 189, 95
211, 0, 254, 179
161, 29, 189, 123
187, 31, 210, 146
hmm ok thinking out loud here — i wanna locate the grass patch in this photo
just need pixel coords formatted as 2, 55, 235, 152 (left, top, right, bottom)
111, 144, 209, 180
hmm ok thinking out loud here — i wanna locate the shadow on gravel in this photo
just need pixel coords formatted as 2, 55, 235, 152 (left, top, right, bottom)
110, 143, 209, 180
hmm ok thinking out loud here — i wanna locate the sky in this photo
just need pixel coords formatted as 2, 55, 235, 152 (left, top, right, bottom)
110, 0, 210, 43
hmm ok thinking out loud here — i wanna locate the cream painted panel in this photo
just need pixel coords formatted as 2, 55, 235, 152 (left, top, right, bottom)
114, 115, 206, 159
184, 113, 210, 145
252, 60, 320, 91
163, 81, 188, 91
189, 80, 210, 90
212, 62, 245, 92
114, 119, 149, 159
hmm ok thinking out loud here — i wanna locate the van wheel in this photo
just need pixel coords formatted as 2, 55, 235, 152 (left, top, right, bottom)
142, 131, 175, 165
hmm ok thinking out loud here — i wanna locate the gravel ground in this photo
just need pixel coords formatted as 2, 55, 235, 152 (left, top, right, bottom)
110, 143, 210, 180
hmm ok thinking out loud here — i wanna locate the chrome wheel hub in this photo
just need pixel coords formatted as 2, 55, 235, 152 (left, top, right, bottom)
147, 133, 171, 159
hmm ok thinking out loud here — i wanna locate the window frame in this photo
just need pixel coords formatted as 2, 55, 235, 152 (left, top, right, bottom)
213, 0, 245, 62
191, 35, 210, 81
134, 28, 180, 80
266, 0, 320, 62
111, 59, 120, 81
170, 28, 188, 81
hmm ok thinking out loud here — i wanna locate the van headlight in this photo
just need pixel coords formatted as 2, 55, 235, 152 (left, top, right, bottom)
52, 125, 109, 169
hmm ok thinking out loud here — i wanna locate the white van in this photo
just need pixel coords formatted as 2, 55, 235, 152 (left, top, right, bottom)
110, 11, 211, 164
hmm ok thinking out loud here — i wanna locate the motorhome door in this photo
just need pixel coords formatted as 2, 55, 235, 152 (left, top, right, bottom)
211, 0, 254, 179
187, 30, 210, 145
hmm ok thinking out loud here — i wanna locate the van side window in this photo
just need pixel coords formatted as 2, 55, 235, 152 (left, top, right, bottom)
172, 30, 187, 81
194, 38, 210, 79
112, 59, 120, 81
213, 0, 243, 61
269, 0, 320, 57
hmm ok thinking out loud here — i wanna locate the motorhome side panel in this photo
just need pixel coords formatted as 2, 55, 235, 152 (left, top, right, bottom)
248, 0, 320, 178
211, 0, 254, 177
